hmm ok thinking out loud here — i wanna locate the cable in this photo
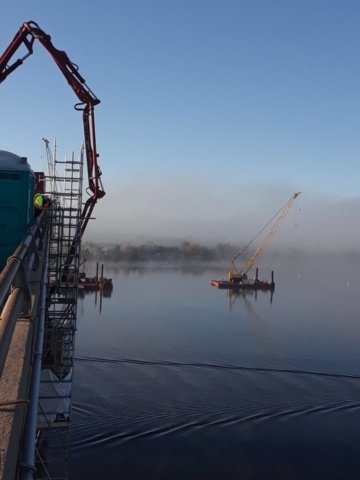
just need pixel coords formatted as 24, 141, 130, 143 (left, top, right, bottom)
232, 193, 296, 262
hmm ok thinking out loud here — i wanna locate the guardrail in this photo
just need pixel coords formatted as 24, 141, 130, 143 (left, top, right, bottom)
20, 232, 50, 480
0, 211, 47, 378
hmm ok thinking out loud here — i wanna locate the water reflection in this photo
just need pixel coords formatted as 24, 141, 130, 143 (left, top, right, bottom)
71, 263, 360, 480
85, 262, 226, 277
226, 288, 274, 313
78, 287, 112, 314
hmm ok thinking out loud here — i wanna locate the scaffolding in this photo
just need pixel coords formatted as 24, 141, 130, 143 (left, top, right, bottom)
35, 140, 84, 479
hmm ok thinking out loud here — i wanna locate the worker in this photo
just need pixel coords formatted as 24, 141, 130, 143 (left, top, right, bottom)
34, 193, 51, 209
34, 193, 51, 219
34, 193, 43, 209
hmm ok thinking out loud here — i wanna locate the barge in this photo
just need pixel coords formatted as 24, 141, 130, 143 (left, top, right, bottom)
79, 274, 113, 292
79, 263, 113, 292
210, 269, 275, 291
210, 279, 274, 290
212, 193, 299, 293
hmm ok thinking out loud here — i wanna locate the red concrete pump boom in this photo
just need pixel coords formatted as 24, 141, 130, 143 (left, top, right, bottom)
0, 20, 105, 235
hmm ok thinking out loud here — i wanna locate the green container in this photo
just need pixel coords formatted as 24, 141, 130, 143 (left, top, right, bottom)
0, 151, 35, 271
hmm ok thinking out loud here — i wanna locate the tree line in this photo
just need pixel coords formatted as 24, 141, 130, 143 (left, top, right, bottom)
82, 241, 239, 263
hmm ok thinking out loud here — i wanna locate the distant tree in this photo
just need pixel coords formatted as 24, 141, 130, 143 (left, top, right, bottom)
82, 240, 241, 263
181, 241, 191, 251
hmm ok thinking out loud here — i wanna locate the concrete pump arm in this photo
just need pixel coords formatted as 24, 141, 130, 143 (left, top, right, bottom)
0, 20, 105, 235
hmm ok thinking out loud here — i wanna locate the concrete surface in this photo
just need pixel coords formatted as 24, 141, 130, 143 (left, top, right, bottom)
0, 253, 44, 480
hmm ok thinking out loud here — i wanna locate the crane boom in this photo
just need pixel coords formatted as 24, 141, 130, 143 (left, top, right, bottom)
0, 20, 105, 235
240, 192, 300, 276
227, 192, 300, 281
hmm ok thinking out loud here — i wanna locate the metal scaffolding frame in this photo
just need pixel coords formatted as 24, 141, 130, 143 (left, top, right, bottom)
34, 141, 84, 480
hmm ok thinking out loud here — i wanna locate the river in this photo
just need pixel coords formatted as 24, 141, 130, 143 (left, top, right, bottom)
69, 256, 360, 479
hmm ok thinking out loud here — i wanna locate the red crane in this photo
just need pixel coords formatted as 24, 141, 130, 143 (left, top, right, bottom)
0, 20, 105, 235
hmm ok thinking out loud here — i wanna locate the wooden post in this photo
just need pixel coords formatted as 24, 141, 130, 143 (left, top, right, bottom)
101, 263, 104, 282
96, 262, 99, 282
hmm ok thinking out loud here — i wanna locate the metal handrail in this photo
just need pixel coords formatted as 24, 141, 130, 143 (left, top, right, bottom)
20, 232, 50, 480
0, 211, 47, 378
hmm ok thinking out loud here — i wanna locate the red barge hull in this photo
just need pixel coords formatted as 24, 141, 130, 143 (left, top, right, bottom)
79, 279, 113, 292
210, 280, 275, 290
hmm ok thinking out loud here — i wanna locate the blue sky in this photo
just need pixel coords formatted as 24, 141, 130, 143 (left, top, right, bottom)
1, 1, 359, 246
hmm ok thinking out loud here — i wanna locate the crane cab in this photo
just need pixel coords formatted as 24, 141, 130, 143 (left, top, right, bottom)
227, 272, 248, 283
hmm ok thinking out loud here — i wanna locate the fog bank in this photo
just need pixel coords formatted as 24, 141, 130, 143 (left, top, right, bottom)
85, 174, 359, 253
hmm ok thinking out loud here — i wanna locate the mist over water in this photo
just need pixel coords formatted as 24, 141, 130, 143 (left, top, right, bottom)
70, 255, 360, 479
85, 178, 360, 252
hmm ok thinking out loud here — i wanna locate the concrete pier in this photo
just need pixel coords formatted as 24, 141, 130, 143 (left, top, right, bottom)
0, 252, 44, 480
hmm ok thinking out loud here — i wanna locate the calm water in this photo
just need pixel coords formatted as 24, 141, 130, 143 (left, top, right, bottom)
70, 257, 360, 479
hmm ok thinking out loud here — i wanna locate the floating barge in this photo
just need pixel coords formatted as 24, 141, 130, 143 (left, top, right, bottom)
79, 276, 113, 292
210, 279, 274, 290
78, 279, 98, 291
79, 263, 113, 292
210, 269, 275, 291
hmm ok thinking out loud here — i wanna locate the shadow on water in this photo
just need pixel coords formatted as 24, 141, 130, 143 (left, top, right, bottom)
70, 259, 360, 479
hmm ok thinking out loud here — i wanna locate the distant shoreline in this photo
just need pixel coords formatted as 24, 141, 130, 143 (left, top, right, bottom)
82, 241, 359, 264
